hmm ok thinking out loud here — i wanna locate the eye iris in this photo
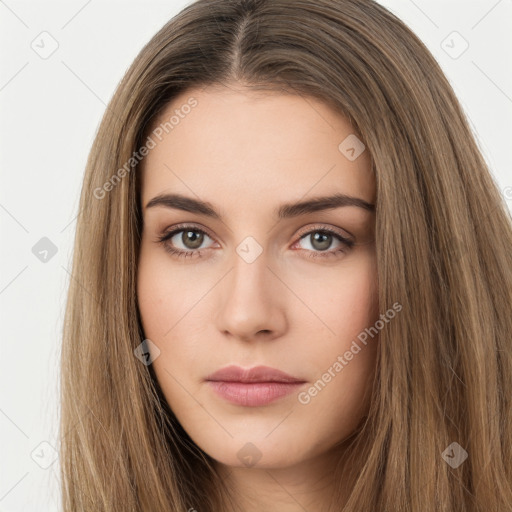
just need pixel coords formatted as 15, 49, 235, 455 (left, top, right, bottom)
311, 232, 332, 251
182, 230, 204, 249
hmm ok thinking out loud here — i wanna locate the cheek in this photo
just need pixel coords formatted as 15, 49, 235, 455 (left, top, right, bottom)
292, 253, 379, 414
136, 246, 214, 394
289, 248, 379, 345
137, 256, 169, 339
328, 262, 379, 343
136, 246, 205, 339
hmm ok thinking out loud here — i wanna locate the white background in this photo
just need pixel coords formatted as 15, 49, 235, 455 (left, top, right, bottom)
0, 0, 511, 510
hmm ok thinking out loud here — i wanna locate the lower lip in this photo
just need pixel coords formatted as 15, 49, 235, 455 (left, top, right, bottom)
206, 381, 305, 407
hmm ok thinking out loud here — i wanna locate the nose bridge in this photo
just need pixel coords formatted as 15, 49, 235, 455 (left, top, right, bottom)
229, 235, 271, 303
215, 234, 286, 339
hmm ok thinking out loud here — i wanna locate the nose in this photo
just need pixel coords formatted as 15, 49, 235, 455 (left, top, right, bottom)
214, 245, 287, 343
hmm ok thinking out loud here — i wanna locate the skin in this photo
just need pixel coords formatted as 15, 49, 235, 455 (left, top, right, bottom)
137, 83, 379, 511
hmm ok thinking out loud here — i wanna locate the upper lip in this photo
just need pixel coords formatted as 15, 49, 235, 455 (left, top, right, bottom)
205, 365, 305, 383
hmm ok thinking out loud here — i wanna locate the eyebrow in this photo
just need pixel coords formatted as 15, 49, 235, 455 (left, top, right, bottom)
145, 192, 375, 220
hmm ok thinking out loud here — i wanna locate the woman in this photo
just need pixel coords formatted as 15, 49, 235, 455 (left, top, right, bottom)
60, 0, 512, 510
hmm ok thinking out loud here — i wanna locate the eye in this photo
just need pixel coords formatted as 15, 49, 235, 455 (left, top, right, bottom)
155, 224, 216, 259
292, 226, 355, 260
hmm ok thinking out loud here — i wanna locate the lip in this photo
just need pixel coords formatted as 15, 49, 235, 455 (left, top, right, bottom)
205, 365, 307, 407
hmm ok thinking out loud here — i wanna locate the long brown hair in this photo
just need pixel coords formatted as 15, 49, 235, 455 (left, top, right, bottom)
60, 0, 512, 510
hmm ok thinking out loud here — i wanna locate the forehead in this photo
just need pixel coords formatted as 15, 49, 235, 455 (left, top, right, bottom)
140, 85, 375, 213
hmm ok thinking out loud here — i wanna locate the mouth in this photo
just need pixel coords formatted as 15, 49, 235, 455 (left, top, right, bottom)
205, 365, 307, 407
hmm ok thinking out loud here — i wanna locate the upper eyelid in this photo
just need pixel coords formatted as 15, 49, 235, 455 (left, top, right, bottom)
161, 222, 216, 241
295, 224, 353, 240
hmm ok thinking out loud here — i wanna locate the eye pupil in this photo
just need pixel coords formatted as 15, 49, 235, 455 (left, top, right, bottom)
311, 232, 332, 251
183, 230, 204, 249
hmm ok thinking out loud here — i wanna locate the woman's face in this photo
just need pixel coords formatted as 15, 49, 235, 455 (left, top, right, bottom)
137, 84, 378, 470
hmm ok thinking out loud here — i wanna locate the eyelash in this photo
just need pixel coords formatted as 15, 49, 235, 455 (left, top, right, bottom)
155, 223, 355, 261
